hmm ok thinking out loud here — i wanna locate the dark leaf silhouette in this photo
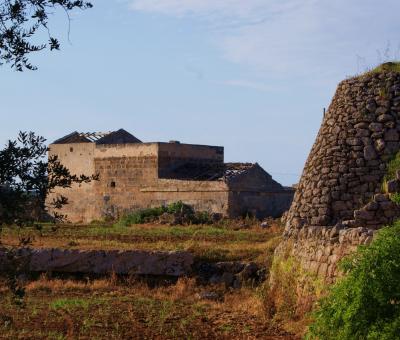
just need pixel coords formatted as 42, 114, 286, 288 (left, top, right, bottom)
0, 131, 98, 226
0, 0, 92, 71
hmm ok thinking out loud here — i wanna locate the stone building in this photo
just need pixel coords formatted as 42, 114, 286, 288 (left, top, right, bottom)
276, 66, 400, 282
48, 129, 294, 223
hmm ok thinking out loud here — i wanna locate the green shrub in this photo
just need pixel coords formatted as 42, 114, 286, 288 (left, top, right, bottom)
166, 201, 186, 214
117, 201, 212, 226
118, 206, 167, 226
193, 211, 212, 225
306, 222, 400, 339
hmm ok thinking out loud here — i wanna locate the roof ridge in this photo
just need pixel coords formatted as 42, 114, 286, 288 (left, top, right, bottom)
52, 129, 142, 145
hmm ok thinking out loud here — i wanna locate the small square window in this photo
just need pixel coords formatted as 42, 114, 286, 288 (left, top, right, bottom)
110, 181, 116, 188
70, 147, 74, 152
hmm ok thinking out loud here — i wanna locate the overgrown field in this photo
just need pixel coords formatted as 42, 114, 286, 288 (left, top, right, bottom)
0, 221, 300, 339
0, 222, 281, 263
0, 276, 297, 339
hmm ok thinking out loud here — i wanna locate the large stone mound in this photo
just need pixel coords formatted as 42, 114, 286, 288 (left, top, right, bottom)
277, 68, 400, 281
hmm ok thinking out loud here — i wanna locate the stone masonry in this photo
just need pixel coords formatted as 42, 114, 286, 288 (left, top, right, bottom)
276, 67, 400, 282
48, 129, 294, 223
0, 247, 193, 276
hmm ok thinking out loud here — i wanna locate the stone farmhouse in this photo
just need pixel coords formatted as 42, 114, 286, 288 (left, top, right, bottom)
48, 129, 294, 223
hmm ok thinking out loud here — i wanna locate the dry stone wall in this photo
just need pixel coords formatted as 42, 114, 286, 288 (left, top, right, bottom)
278, 69, 400, 282
0, 248, 193, 276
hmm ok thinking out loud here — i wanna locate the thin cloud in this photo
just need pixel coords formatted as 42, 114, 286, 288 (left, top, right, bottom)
129, 0, 289, 19
221, 79, 274, 92
129, 0, 400, 80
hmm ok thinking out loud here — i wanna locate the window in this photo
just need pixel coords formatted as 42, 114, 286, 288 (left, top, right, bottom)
70, 147, 74, 152
110, 181, 116, 188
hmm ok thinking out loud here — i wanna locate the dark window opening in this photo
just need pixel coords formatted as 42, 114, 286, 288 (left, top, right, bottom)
70, 147, 74, 152
110, 181, 116, 188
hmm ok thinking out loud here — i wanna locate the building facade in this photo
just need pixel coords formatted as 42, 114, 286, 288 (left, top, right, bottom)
48, 129, 294, 223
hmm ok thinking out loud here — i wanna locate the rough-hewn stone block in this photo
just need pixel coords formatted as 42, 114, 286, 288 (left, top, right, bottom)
0, 248, 193, 276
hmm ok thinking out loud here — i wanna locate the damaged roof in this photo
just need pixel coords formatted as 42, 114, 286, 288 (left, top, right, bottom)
162, 162, 258, 182
224, 163, 256, 181
163, 162, 287, 191
52, 129, 142, 145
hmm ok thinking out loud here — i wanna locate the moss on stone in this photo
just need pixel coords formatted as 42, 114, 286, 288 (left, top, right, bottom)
265, 244, 326, 330
382, 151, 400, 193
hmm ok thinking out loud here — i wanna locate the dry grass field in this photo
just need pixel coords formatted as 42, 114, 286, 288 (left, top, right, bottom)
0, 276, 298, 339
0, 221, 300, 339
0, 221, 282, 264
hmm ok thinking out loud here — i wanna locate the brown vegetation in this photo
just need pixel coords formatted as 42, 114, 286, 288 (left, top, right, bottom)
0, 219, 301, 339
0, 273, 298, 339
1, 220, 282, 264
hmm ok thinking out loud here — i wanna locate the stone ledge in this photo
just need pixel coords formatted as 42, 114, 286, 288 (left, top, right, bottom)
0, 248, 193, 277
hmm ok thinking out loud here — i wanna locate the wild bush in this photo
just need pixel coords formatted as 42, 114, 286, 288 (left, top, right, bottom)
306, 222, 400, 339
166, 201, 189, 214
118, 206, 167, 225
117, 201, 212, 226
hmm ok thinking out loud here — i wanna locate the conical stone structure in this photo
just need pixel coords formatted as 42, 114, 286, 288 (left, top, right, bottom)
277, 65, 400, 281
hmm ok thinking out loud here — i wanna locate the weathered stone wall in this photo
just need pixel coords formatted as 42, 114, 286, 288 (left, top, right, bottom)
93, 143, 228, 218
278, 69, 400, 282
227, 166, 294, 218
48, 143, 160, 222
141, 178, 229, 215
94, 157, 158, 219
48, 142, 231, 222
47, 143, 99, 222
96, 157, 230, 218
0, 247, 193, 276
229, 191, 294, 219
158, 142, 224, 178
48, 141, 293, 223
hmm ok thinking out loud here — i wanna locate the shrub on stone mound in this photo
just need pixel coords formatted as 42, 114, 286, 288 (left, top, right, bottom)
306, 221, 400, 340
369, 61, 400, 74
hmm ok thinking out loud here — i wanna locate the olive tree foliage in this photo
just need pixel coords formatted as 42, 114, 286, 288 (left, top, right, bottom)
0, 131, 98, 227
0, 0, 92, 71
0, 132, 98, 305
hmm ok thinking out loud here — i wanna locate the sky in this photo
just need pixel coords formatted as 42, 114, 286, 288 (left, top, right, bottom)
1, 0, 400, 185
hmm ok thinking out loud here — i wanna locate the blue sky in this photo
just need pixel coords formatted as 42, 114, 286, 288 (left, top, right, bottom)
1, 0, 400, 185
